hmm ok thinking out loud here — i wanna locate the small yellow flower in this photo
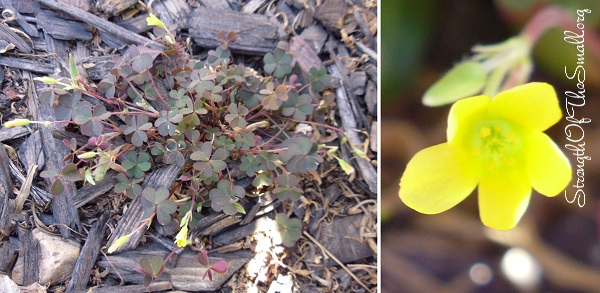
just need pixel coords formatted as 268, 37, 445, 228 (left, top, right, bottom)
399, 82, 571, 230
174, 225, 189, 248
146, 13, 166, 29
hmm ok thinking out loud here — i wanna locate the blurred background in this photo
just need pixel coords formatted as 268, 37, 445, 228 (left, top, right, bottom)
381, 0, 600, 292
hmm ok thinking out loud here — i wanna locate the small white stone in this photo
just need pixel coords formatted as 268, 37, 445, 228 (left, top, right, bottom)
0, 274, 20, 293
11, 228, 81, 286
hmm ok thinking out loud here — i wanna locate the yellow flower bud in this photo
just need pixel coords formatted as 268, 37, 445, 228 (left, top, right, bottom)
34, 76, 59, 85
77, 152, 97, 159
4, 119, 30, 128
107, 234, 130, 253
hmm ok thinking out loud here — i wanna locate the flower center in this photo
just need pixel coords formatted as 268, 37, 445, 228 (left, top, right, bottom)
471, 121, 520, 170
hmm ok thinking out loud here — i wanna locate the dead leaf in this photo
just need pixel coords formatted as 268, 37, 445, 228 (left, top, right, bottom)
0, 42, 15, 53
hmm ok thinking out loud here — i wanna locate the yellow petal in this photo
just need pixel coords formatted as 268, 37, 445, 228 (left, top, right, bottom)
478, 167, 531, 230
399, 143, 480, 214
524, 131, 571, 197
489, 82, 561, 131
447, 95, 490, 144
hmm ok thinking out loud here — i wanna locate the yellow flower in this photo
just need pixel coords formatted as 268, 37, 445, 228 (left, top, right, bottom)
399, 82, 571, 230
174, 225, 189, 248
146, 13, 166, 29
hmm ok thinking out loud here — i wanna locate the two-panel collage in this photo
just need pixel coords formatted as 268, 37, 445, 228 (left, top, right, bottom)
0, 0, 597, 292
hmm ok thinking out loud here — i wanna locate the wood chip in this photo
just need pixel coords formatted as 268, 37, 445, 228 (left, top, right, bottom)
314, 0, 349, 32
197, 0, 230, 10
17, 130, 44, 172
95, 0, 137, 16
350, 71, 367, 96
35, 0, 166, 50
0, 237, 18, 273
0, 125, 30, 142
365, 80, 376, 117
65, 210, 110, 291
99, 242, 253, 291
0, 56, 54, 74
299, 24, 328, 54
0, 0, 38, 36
0, 22, 32, 53
73, 171, 118, 208
17, 227, 39, 285
0, 143, 14, 238
37, 9, 93, 41
84, 282, 173, 293
328, 63, 376, 193
290, 35, 322, 74
149, 0, 191, 28
188, 7, 279, 55
241, 0, 266, 14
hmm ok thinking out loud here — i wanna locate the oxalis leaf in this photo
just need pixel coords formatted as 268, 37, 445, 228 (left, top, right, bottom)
279, 137, 323, 173
275, 214, 302, 247
141, 187, 177, 225
197, 250, 228, 281
273, 173, 302, 201
120, 115, 152, 147
281, 92, 313, 120
209, 180, 245, 215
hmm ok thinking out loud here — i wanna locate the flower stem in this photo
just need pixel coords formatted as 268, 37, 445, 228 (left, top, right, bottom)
520, 6, 600, 58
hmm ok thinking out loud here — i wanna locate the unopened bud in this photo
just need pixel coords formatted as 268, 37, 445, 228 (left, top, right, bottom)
4, 119, 30, 128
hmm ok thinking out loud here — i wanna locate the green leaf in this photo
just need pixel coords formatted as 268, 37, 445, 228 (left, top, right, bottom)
69, 54, 78, 79
40, 161, 60, 179
50, 178, 65, 195
121, 150, 151, 178
275, 214, 302, 247
234, 132, 256, 151
142, 187, 169, 204
121, 115, 151, 147
308, 67, 330, 93
84, 169, 96, 185
239, 154, 260, 177
114, 173, 143, 199
93, 154, 111, 182
234, 202, 246, 214
263, 49, 293, 78
281, 93, 313, 120
252, 171, 273, 188
422, 61, 487, 107
209, 180, 246, 215
156, 199, 177, 225
279, 137, 323, 173
55, 91, 81, 121
334, 156, 355, 176
273, 173, 302, 201
73, 102, 93, 126
224, 104, 249, 128
61, 163, 80, 181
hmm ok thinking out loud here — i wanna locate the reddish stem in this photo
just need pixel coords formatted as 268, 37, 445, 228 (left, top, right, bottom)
521, 6, 600, 58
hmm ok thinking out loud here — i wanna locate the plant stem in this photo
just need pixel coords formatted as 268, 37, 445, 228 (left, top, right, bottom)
520, 6, 600, 58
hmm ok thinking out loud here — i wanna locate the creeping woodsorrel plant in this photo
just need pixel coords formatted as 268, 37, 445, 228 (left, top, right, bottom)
7, 14, 336, 285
